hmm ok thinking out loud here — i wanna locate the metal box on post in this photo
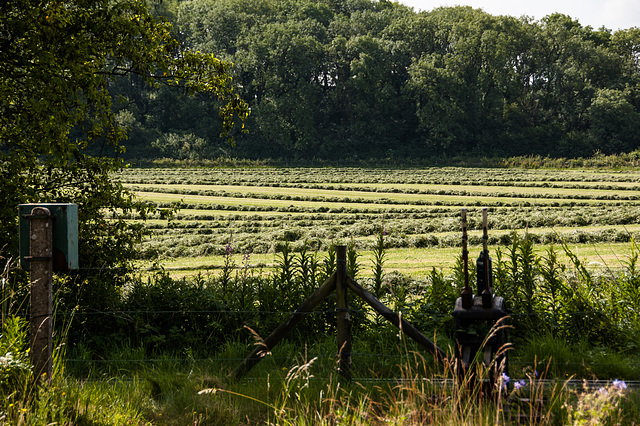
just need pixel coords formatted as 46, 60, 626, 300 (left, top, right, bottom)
19, 203, 79, 271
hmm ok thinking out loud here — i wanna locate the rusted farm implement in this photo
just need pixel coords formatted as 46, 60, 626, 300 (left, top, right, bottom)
453, 208, 509, 391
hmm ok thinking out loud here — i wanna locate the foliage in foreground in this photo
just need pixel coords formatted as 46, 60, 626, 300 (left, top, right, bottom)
6, 232, 640, 374
0, 0, 249, 274
2, 324, 640, 425
198, 352, 640, 425
54, 235, 640, 367
4, 238, 640, 424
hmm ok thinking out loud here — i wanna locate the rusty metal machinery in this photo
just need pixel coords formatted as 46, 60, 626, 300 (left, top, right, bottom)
452, 208, 508, 391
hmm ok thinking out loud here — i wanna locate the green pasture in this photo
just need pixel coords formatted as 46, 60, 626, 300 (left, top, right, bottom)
119, 167, 640, 278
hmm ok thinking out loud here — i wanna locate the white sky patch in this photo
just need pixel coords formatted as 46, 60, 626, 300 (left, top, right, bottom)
398, 0, 640, 30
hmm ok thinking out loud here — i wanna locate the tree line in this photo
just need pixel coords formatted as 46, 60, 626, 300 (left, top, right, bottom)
113, 0, 640, 161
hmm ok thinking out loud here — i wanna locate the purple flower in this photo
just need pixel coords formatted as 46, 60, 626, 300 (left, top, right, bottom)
225, 243, 233, 256
534, 370, 538, 378
598, 387, 609, 395
613, 379, 628, 390
514, 380, 526, 391
501, 372, 510, 389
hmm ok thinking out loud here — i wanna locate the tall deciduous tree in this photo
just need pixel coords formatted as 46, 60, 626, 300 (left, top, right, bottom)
0, 0, 249, 267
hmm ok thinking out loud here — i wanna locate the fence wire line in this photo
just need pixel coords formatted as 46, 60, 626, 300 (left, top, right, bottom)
64, 352, 421, 364
6, 308, 629, 327
61, 355, 640, 372
39, 309, 628, 322
58, 308, 368, 316
12, 304, 621, 317
71, 375, 640, 390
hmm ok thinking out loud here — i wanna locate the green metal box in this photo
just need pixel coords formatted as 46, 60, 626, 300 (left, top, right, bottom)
19, 203, 79, 271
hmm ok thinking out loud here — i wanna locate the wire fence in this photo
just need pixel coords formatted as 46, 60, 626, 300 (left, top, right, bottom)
7, 259, 640, 383
36, 304, 640, 382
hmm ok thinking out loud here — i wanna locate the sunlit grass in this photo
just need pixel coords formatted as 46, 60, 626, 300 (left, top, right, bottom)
136, 241, 636, 280
125, 181, 640, 199
130, 188, 636, 208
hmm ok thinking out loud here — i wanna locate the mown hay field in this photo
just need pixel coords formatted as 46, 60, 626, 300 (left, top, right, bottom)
116, 166, 640, 277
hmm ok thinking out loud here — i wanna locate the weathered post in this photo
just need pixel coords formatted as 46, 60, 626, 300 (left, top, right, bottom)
336, 245, 352, 381
27, 207, 54, 384
477, 207, 493, 308
460, 209, 473, 310
231, 244, 449, 380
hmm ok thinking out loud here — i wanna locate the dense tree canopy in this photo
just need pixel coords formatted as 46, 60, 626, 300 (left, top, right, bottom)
0, 0, 248, 266
115, 0, 640, 161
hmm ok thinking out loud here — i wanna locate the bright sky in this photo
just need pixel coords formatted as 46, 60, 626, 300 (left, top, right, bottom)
398, 0, 640, 31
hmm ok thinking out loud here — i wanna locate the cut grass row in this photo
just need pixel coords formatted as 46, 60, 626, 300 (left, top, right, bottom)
125, 182, 640, 198
118, 166, 640, 184
132, 189, 637, 209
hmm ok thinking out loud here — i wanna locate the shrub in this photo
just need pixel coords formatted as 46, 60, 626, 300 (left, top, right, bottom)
0, 317, 32, 405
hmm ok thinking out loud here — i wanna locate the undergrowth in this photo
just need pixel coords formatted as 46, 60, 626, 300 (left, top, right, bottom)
4, 234, 640, 423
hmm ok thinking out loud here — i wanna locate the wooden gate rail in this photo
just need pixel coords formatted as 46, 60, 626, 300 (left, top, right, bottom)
232, 245, 447, 380
231, 272, 337, 379
346, 276, 447, 361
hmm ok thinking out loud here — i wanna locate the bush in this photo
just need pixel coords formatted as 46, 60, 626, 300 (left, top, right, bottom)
0, 317, 32, 404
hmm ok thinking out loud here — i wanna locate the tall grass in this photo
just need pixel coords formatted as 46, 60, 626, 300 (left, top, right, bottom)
0, 254, 154, 424
198, 341, 636, 425
4, 235, 640, 423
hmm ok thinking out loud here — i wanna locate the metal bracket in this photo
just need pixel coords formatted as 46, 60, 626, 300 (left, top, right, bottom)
21, 214, 55, 220
23, 256, 53, 262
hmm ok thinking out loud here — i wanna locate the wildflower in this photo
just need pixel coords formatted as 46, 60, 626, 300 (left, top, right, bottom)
514, 380, 526, 390
501, 372, 510, 389
0, 352, 13, 366
534, 370, 538, 377
225, 243, 233, 256
612, 379, 628, 390
598, 387, 609, 395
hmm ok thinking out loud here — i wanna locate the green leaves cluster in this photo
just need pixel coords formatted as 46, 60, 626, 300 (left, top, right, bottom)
0, 317, 31, 401
0, 0, 248, 267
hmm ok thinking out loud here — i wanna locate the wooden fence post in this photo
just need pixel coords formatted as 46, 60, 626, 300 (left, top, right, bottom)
28, 207, 54, 384
336, 245, 352, 381
231, 246, 447, 381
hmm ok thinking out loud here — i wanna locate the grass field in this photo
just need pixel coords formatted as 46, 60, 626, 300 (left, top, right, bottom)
116, 166, 640, 278
6, 165, 640, 425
